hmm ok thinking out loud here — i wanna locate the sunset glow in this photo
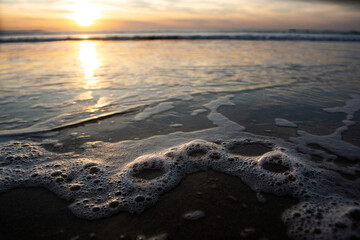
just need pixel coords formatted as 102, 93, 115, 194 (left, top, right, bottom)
67, 2, 100, 27
0, 0, 360, 31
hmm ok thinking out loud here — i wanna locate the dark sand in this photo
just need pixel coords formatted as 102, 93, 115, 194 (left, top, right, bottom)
0, 171, 297, 240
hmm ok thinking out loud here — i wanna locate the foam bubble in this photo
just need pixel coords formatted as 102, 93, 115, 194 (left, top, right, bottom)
324, 94, 360, 119
148, 233, 168, 240
191, 109, 207, 116
135, 102, 174, 121
290, 94, 360, 163
275, 118, 297, 128
169, 123, 183, 128
291, 130, 360, 161
183, 210, 205, 220
203, 95, 245, 130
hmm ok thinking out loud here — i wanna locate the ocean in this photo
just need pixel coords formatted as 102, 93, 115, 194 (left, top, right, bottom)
0, 30, 360, 239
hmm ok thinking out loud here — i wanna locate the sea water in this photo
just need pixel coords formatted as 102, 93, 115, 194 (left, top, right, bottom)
0, 30, 360, 239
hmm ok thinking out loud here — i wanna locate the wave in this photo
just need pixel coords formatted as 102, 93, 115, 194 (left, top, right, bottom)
0, 107, 140, 138
1, 31, 360, 43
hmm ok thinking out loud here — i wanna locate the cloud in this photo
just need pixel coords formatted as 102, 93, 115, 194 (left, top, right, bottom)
285, 0, 360, 8
1, 0, 360, 30
308, 0, 360, 3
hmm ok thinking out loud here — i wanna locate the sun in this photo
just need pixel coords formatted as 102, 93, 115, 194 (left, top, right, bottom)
67, 2, 99, 27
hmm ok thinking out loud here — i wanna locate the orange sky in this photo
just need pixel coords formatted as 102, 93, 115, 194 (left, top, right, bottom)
1, 0, 360, 31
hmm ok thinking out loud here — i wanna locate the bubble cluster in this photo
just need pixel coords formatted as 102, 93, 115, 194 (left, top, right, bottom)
283, 197, 360, 240
0, 136, 359, 239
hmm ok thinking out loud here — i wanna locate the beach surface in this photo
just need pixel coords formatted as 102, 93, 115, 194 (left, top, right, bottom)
1, 35, 360, 239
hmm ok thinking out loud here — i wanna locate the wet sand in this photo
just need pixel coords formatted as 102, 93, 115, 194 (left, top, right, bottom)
0, 171, 296, 240
1, 92, 359, 240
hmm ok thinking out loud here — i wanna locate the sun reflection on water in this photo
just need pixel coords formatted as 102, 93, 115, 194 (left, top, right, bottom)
79, 40, 99, 89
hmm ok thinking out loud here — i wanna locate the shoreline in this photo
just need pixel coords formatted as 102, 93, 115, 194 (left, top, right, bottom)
0, 171, 296, 240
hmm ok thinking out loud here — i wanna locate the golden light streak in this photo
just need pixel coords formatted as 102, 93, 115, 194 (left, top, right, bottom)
79, 41, 99, 89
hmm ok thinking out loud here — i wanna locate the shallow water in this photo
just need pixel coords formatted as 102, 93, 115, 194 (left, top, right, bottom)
1, 40, 359, 133
0, 39, 360, 239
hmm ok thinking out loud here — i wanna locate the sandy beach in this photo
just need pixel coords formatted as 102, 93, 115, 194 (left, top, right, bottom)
0, 171, 296, 240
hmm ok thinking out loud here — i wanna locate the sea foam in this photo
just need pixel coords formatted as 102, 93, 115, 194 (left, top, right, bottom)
0, 95, 359, 240
135, 102, 174, 121
275, 118, 298, 128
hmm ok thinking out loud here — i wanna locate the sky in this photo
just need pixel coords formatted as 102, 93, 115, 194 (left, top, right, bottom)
0, 0, 360, 31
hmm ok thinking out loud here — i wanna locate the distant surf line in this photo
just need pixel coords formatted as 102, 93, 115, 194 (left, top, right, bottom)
2, 34, 360, 43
